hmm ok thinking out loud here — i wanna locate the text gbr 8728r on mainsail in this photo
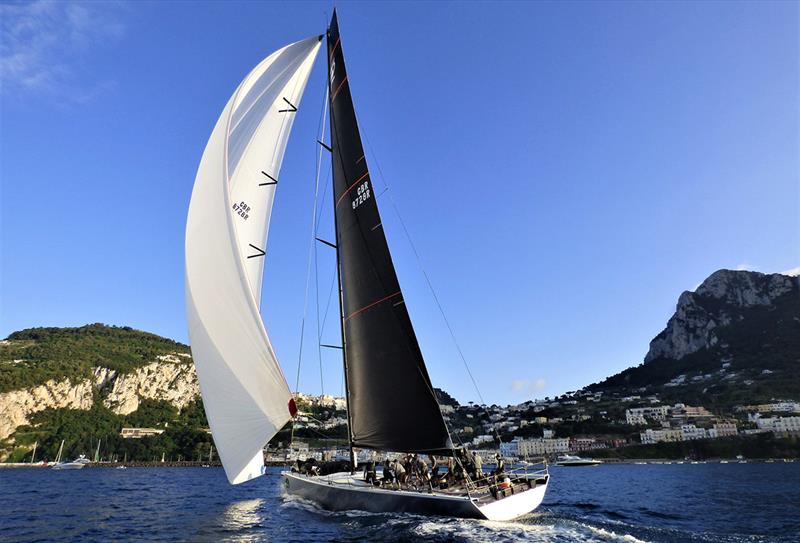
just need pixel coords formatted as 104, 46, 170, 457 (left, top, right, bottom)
186, 9, 549, 521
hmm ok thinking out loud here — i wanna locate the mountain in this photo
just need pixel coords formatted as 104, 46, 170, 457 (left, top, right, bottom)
0, 324, 201, 461
589, 269, 800, 406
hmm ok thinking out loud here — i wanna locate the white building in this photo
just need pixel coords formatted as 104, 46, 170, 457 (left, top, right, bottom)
673, 404, 713, 419
294, 393, 347, 411
569, 437, 602, 451
640, 428, 682, 444
755, 416, 800, 435
680, 424, 707, 441
518, 438, 569, 456
769, 402, 800, 413
625, 406, 669, 425
120, 427, 164, 439
499, 439, 520, 458
745, 402, 800, 414
712, 421, 738, 437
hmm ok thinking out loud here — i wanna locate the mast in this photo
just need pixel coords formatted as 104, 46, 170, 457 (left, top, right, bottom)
55, 440, 64, 464
334, 214, 355, 468
326, 16, 356, 471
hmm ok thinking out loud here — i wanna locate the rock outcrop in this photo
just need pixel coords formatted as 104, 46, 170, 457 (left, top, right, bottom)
0, 377, 95, 441
103, 354, 198, 415
645, 270, 799, 362
0, 353, 199, 441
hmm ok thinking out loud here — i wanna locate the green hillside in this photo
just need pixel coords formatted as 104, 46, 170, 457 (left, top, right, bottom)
0, 324, 189, 393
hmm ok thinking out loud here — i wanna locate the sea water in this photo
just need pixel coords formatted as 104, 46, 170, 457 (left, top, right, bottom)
1, 463, 798, 542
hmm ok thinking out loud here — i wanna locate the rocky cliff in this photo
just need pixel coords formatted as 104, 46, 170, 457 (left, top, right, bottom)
0, 354, 199, 441
0, 324, 200, 446
645, 270, 799, 362
590, 269, 800, 405
0, 377, 95, 442
102, 354, 198, 415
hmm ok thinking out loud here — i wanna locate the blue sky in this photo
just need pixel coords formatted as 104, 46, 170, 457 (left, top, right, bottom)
1, 1, 797, 405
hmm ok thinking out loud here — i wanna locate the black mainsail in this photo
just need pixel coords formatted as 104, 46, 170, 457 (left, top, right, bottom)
327, 11, 452, 454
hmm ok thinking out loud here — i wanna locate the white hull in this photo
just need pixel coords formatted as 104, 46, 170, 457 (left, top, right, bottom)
554, 455, 602, 467
282, 470, 548, 522
51, 462, 85, 470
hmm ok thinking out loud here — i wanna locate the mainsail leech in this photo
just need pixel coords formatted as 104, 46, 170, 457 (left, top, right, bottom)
186, 36, 321, 485
327, 12, 453, 454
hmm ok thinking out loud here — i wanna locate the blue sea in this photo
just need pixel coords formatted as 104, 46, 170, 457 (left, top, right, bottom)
1, 463, 798, 542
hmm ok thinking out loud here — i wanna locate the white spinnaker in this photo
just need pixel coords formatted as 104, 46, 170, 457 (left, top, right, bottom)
186, 36, 321, 485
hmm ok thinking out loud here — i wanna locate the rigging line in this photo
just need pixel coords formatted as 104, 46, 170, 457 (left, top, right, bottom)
318, 268, 337, 341
313, 85, 331, 399
314, 220, 324, 396
359, 129, 487, 408
314, 163, 332, 234
294, 81, 329, 399
291, 81, 329, 451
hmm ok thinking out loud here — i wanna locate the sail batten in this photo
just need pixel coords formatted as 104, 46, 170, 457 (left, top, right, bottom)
186, 36, 321, 485
327, 12, 452, 454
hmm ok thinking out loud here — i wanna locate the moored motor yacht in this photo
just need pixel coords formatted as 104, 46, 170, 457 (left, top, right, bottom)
554, 454, 602, 467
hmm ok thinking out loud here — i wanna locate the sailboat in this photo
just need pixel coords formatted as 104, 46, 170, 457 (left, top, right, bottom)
185, 11, 549, 521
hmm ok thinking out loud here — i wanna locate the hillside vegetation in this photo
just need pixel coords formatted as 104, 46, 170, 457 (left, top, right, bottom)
0, 324, 189, 393
7, 398, 211, 464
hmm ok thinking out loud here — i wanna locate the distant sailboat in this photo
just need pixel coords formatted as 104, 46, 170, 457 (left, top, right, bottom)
185, 10, 549, 521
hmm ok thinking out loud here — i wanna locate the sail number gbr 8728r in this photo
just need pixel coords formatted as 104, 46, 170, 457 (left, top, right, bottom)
351, 181, 370, 210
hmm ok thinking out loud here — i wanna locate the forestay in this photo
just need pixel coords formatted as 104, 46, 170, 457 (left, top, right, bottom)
186, 36, 321, 484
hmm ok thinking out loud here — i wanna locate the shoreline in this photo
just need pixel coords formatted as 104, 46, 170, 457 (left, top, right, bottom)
1, 458, 796, 469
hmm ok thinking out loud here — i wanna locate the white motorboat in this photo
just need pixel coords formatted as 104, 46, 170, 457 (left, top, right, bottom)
51, 441, 88, 470
554, 455, 603, 467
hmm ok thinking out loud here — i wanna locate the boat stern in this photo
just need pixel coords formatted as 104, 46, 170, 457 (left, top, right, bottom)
475, 477, 549, 521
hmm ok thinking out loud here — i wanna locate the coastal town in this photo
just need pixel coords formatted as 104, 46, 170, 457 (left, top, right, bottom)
276, 390, 800, 462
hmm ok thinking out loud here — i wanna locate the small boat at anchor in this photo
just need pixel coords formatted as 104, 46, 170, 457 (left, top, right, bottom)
51, 441, 89, 470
